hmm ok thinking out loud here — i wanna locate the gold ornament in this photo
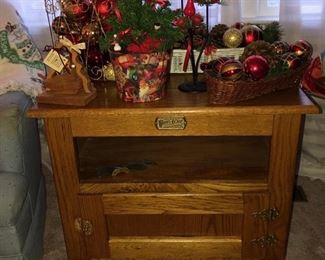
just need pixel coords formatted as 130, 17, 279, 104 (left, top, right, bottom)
223, 28, 243, 48
103, 63, 115, 81
81, 22, 100, 41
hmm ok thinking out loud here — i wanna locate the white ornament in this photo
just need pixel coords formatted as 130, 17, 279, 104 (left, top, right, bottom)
114, 42, 122, 52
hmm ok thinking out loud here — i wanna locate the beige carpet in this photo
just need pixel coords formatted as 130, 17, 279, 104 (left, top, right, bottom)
42, 165, 325, 260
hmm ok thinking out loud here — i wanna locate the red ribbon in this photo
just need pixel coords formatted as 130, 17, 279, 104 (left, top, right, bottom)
183, 39, 192, 72
111, 0, 122, 22
117, 27, 132, 38
127, 37, 161, 53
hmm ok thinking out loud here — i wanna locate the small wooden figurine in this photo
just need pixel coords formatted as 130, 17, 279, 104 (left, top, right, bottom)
37, 37, 96, 106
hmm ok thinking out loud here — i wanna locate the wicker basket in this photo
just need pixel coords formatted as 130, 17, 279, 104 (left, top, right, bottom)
206, 61, 310, 104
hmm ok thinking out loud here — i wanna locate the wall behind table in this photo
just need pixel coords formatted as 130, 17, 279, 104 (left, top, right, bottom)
8, 0, 52, 50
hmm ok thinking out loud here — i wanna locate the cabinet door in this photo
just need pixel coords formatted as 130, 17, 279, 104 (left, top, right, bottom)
242, 193, 270, 259
78, 195, 110, 259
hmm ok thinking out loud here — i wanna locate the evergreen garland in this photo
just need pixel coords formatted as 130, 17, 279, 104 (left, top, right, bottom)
100, 0, 183, 52
258, 21, 283, 43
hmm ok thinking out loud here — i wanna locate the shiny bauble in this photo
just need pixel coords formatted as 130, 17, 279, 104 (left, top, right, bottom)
200, 62, 212, 71
280, 53, 301, 70
241, 25, 263, 46
87, 48, 103, 65
243, 55, 269, 81
191, 14, 203, 26
212, 57, 231, 74
103, 63, 115, 81
81, 22, 100, 42
271, 41, 290, 55
65, 30, 83, 44
290, 40, 313, 60
223, 28, 243, 48
63, 2, 89, 22
52, 16, 68, 35
96, 0, 111, 20
220, 60, 243, 81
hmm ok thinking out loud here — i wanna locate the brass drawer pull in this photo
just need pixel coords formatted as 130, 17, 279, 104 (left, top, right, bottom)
74, 218, 93, 236
252, 208, 280, 221
251, 234, 278, 247
155, 117, 187, 130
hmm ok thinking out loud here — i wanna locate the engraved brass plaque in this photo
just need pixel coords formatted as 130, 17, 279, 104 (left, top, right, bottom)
155, 117, 187, 130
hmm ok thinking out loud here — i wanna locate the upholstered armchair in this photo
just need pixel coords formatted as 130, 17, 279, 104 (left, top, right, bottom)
0, 1, 46, 259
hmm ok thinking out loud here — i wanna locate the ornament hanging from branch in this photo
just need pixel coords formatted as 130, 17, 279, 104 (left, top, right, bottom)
44, 0, 115, 81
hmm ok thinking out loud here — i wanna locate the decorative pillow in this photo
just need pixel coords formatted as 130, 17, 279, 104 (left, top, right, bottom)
0, 1, 45, 99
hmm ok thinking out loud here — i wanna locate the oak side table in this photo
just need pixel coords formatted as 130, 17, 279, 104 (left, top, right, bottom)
28, 75, 320, 260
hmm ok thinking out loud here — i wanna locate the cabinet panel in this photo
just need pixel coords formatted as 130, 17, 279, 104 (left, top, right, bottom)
103, 193, 243, 215
107, 215, 242, 237
109, 236, 241, 259
71, 114, 273, 136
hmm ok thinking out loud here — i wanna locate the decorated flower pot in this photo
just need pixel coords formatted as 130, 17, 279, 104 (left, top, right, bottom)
110, 51, 171, 102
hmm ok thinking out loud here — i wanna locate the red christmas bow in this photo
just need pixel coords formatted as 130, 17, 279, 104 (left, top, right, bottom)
127, 37, 162, 53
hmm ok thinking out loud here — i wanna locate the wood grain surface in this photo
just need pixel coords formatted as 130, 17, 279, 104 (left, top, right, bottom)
107, 214, 242, 237
44, 118, 85, 260
29, 75, 320, 260
103, 193, 243, 215
109, 236, 242, 259
27, 75, 320, 119
267, 114, 303, 259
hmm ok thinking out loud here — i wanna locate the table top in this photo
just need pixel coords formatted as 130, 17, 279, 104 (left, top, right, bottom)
28, 75, 321, 118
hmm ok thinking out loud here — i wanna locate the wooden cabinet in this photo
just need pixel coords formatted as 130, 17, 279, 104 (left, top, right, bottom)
28, 76, 320, 259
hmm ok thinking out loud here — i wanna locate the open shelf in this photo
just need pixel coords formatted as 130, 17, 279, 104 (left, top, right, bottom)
76, 136, 270, 191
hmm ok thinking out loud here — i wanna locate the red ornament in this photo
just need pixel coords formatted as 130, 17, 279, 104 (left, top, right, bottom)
241, 25, 263, 46
200, 62, 212, 71
96, 0, 111, 20
290, 40, 313, 60
102, 22, 113, 32
243, 55, 269, 81
87, 48, 103, 65
173, 17, 188, 28
220, 60, 243, 80
64, 2, 89, 22
65, 30, 83, 44
281, 53, 301, 70
191, 14, 203, 26
184, 0, 196, 17
212, 57, 231, 74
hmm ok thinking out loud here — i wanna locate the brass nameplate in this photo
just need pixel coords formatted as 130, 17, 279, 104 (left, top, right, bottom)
155, 117, 187, 130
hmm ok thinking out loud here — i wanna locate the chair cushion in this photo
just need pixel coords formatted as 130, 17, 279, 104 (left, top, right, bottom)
0, 173, 28, 226
0, 92, 31, 173
0, 173, 32, 256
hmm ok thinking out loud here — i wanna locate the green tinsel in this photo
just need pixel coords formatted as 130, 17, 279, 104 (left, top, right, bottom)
99, 0, 183, 52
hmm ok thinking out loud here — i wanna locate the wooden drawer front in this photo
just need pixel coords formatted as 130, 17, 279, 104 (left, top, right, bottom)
103, 193, 243, 215
109, 236, 241, 259
71, 114, 273, 136
107, 214, 242, 237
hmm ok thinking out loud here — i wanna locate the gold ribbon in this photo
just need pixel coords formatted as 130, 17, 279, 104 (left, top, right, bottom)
59, 37, 86, 54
